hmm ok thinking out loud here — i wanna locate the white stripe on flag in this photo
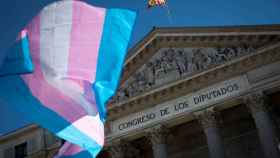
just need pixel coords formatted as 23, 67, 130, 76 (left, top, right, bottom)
39, 1, 98, 116
40, 0, 73, 78
57, 115, 104, 147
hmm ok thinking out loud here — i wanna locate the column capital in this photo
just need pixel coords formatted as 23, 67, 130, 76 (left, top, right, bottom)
125, 142, 141, 158
107, 139, 125, 158
108, 139, 140, 158
146, 124, 170, 145
194, 108, 221, 129
244, 91, 268, 114
194, 108, 226, 158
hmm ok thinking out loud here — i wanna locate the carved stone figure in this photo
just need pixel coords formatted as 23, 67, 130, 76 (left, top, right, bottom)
161, 50, 174, 73
174, 50, 187, 75
192, 49, 205, 71
111, 45, 256, 103
143, 62, 155, 87
215, 48, 228, 63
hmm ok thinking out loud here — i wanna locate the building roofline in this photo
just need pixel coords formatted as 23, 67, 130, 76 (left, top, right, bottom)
0, 124, 39, 143
126, 24, 280, 64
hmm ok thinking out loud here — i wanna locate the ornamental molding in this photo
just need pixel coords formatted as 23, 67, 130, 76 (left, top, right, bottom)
107, 26, 280, 120
125, 25, 280, 66
107, 42, 280, 120
107, 140, 125, 158
194, 108, 221, 129
111, 45, 256, 105
145, 124, 170, 145
244, 91, 268, 114
122, 26, 280, 83
107, 140, 140, 158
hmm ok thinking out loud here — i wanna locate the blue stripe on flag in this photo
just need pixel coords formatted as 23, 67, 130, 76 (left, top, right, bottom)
57, 125, 102, 157
0, 75, 102, 157
93, 9, 136, 122
0, 35, 33, 76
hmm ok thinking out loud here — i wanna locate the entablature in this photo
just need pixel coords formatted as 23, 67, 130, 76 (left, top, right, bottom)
107, 25, 280, 121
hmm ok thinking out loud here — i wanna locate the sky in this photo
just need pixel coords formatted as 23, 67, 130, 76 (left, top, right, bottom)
0, 0, 280, 134
90, 0, 280, 48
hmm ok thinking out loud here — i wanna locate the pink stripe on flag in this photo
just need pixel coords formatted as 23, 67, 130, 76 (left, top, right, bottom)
56, 115, 104, 157
68, 2, 106, 83
21, 15, 87, 123
72, 115, 104, 146
16, 29, 28, 41
21, 29, 28, 38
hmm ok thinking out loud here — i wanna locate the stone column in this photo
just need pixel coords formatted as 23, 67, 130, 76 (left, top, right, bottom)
108, 140, 140, 158
125, 142, 140, 158
245, 92, 280, 158
195, 108, 226, 158
146, 125, 169, 158
108, 140, 125, 158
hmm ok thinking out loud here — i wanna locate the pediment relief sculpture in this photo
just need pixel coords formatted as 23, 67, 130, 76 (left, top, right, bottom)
110, 44, 257, 104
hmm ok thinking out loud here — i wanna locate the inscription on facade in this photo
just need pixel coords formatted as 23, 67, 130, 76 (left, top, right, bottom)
109, 76, 250, 137
193, 84, 239, 105
118, 101, 189, 131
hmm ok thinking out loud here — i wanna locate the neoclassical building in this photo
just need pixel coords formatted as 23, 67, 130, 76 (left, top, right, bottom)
0, 125, 61, 158
101, 25, 280, 158
1, 25, 280, 158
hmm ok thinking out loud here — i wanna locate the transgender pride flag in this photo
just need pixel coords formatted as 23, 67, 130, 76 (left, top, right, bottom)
0, 0, 135, 157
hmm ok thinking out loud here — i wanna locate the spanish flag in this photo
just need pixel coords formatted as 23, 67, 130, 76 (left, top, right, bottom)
148, 0, 166, 8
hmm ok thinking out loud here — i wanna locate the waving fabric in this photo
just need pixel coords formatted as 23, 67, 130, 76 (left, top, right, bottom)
0, 0, 135, 157
0, 30, 33, 76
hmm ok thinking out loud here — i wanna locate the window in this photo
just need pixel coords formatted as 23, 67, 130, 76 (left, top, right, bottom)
3, 147, 14, 158
15, 142, 27, 158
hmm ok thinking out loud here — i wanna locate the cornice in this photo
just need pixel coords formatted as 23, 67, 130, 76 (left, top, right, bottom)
122, 34, 280, 85
126, 25, 280, 60
0, 124, 39, 143
107, 43, 280, 120
123, 25, 280, 84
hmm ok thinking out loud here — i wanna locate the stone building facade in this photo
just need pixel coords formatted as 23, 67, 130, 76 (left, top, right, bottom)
1, 25, 280, 158
101, 25, 280, 158
0, 125, 61, 158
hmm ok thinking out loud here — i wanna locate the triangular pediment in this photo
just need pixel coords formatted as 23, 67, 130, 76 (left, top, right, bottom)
109, 25, 280, 107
